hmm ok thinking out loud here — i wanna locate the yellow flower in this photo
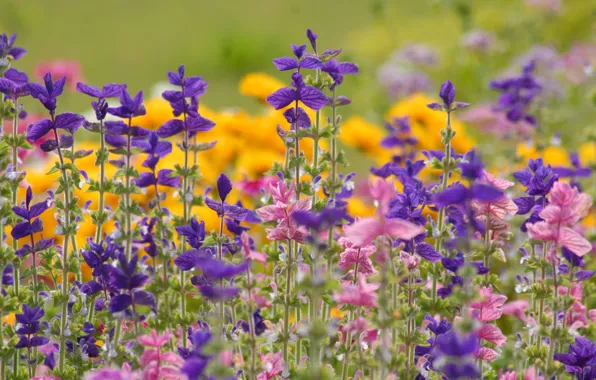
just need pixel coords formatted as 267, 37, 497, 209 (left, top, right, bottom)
346, 197, 376, 218
387, 94, 474, 153
135, 97, 175, 131
239, 73, 284, 103
516, 143, 571, 167
1, 313, 15, 325
579, 142, 595, 166
339, 116, 385, 156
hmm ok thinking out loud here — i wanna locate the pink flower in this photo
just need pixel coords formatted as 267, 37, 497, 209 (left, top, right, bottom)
338, 242, 377, 276
502, 300, 529, 322
461, 104, 535, 138
472, 171, 518, 223
256, 181, 312, 243
34, 60, 83, 91
368, 178, 396, 215
498, 370, 517, 380
470, 286, 507, 322
241, 232, 267, 263
399, 251, 420, 271
257, 352, 284, 380
527, 181, 593, 256
335, 275, 379, 308
475, 347, 499, 361
588, 309, 596, 323
83, 367, 138, 380
343, 216, 423, 247
236, 176, 276, 197
138, 330, 183, 380
477, 323, 507, 346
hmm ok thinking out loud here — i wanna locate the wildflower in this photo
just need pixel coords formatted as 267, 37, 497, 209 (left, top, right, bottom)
175, 218, 206, 250
335, 275, 379, 308
266, 72, 327, 111
554, 337, 596, 379
526, 181, 592, 256
27, 73, 68, 112
138, 330, 183, 380
15, 304, 49, 350
470, 286, 507, 322
76, 81, 124, 120
552, 152, 592, 191
0, 68, 30, 100
434, 331, 478, 379
11, 186, 53, 242
257, 352, 284, 380
320, 59, 359, 86
0, 32, 26, 60
256, 180, 311, 243
108, 253, 156, 314
337, 235, 377, 276
205, 174, 248, 220
107, 87, 146, 119
34, 60, 83, 91
490, 62, 541, 125
461, 30, 496, 54
426, 80, 470, 112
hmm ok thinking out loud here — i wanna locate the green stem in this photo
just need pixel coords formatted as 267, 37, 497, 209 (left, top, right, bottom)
432, 111, 453, 304
283, 239, 293, 366
94, 119, 106, 244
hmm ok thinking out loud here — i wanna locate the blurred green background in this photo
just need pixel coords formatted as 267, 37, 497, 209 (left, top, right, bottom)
1, 0, 595, 139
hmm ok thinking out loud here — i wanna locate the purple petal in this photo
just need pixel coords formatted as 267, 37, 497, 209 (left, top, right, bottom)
157, 119, 184, 138
266, 87, 297, 110
26, 119, 53, 142
272, 57, 299, 71
217, 173, 233, 201
298, 86, 327, 111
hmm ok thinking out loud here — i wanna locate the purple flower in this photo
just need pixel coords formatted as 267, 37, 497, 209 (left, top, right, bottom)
272, 51, 321, 72
306, 29, 318, 52
554, 337, 596, 379
176, 218, 206, 250
513, 158, 558, 232
76, 82, 125, 120
108, 253, 155, 314
381, 117, 417, 149
490, 62, 542, 125
320, 59, 358, 86
107, 89, 146, 119
134, 169, 180, 188
199, 285, 240, 301
0, 33, 26, 60
266, 72, 327, 111
14, 304, 49, 350
292, 207, 347, 233
427, 80, 469, 112
0, 68, 30, 100
434, 182, 502, 208
205, 174, 248, 220
434, 331, 479, 379
180, 326, 212, 380
133, 131, 172, 169
552, 152, 591, 191
158, 65, 214, 139
27, 73, 66, 112
26, 112, 85, 143
11, 187, 52, 241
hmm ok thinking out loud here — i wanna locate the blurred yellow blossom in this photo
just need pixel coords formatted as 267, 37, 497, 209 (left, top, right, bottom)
239, 73, 284, 103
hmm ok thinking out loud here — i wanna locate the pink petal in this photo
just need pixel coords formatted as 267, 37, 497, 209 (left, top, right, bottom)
559, 227, 592, 256
502, 300, 529, 322
476, 347, 499, 361
290, 197, 312, 213
139, 349, 159, 366
384, 218, 424, 240
255, 204, 287, 222
477, 324, 507, 346
343, 217, 384, 247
